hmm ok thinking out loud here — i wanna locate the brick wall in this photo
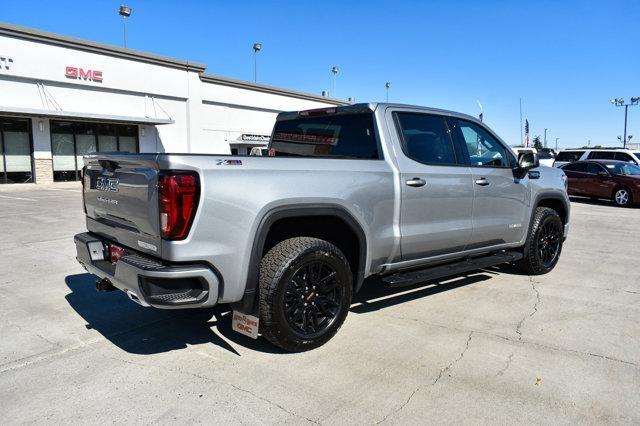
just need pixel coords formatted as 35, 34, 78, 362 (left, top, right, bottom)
34, 158, 54, 184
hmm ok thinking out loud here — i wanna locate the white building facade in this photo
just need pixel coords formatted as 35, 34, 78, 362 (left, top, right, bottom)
0, 22, 345, 184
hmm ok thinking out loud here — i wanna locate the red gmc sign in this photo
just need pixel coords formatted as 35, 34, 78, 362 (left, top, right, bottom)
65, 66, 103, 82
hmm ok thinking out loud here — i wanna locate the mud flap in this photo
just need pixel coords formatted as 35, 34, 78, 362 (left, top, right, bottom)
231, 311, 259, 339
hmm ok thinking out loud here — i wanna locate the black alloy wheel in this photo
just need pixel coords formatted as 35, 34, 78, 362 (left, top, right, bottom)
516, 207, 564, 275
259, 237, 353, 352
536, 219, 562, 269
284, 260, 342, 338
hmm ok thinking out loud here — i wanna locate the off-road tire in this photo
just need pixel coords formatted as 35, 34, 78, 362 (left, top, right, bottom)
613, 186, 632, 207
516, 207, 563, 275
259, 237, 353, 352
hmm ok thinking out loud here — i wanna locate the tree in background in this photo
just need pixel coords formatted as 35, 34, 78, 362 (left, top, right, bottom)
533, 136, 543, 150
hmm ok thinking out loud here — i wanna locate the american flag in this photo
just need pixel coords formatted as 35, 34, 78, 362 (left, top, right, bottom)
524, 119, 530, 147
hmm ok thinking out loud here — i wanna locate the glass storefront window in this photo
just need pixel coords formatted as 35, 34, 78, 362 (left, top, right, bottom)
50, 120, 139, 181
0, 117, 33, 184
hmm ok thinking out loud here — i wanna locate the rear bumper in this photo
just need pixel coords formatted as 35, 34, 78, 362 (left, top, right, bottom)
74, 232, 220, 309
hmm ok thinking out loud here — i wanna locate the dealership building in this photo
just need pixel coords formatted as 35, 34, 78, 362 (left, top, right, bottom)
0, 22, 345, 184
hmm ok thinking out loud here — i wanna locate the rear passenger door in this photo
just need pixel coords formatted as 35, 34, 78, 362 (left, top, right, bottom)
393, 112, 474, 261
451, 118, 528, 247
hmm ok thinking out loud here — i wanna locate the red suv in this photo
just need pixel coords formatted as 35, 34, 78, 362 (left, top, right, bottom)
560, 160, 640, 207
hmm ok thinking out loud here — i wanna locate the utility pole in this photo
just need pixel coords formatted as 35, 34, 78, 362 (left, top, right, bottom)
119, 5, 132, 48
385, 82, 391, 102
555, 137, 559, 151
253, 42, 262, 83
544, 128, 548, 148
519, 98, 523, 146
611, 97, 639, 149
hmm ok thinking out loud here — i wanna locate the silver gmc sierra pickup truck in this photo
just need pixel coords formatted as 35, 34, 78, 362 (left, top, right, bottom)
74, 103, 570, 352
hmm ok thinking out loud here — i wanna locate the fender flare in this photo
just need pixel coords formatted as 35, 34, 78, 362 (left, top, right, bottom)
232, 204, 368, 315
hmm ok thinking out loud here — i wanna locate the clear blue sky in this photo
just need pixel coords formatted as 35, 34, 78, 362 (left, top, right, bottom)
4, 0, 639, 149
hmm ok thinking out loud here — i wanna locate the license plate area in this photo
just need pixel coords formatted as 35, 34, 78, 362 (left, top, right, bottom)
87, 241, 106, 261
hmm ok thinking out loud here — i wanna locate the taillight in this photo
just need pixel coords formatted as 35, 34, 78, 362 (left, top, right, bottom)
158, 172, 200, 240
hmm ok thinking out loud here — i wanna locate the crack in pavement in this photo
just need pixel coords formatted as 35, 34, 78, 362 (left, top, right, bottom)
373, 331, 474, 425
379, 313, 638, 368
516, 277, 541, 341
432, 331, 473, 386
496, 351, 514, 376
104, 355, 320, 424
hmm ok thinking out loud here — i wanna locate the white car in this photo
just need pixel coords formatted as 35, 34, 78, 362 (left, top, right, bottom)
511, 147, 555, 167
553, 148, 640, 168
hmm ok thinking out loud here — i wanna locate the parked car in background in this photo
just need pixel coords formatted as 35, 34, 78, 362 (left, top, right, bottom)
553, 148, 640, 168
560, 160, 640, 206
511, 147, 555, 167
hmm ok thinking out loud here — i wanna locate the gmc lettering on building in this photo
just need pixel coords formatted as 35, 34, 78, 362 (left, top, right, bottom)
65, 66, 103, 82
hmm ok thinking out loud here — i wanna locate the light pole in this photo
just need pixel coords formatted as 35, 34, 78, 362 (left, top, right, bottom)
385, 82, 391, 102
555, 137, 559, 151
119, 5, 132, 48
611, 97, 640, 149
253, 42, 262, 83
544, 128, 548, 148
331, 66, 338, 97
477, 100, 483, 122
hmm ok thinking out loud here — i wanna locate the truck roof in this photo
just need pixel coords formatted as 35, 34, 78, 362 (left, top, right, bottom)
277, 102, 482, 124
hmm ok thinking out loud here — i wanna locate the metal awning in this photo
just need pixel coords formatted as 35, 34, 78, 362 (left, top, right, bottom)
0, 106, 174, 125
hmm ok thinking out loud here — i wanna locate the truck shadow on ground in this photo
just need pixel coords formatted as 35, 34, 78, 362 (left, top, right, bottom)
65, 270, 494, 356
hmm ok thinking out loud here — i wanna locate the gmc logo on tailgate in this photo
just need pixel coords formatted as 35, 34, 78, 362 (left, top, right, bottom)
65, 66, 103, 82
96, 177, 119, 192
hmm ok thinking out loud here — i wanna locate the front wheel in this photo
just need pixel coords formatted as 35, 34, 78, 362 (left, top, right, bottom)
613, 187, 632, 207
259, 237, 353, 352
516, 207, 564, 275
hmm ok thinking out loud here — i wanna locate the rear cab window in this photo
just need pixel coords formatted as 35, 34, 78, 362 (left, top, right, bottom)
270, 110, 380, 159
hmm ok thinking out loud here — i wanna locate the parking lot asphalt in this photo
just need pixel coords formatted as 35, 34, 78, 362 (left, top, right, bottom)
0, 183, 639, 424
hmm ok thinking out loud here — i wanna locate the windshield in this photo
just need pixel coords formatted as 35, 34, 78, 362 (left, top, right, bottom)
607, 163, 640, 176
538, 151, 555, 159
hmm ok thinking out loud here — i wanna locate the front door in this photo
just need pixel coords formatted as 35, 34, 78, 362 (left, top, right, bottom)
451, 118, 528, 248
587, 162, 616, 198
392, 111, 474, 261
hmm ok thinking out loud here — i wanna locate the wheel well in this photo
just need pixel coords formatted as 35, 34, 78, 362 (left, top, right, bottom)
263, 215, 362, 285
537, 198, 567, 224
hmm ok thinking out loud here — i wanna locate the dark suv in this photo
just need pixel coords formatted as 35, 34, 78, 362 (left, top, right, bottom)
560, 160, 640, 206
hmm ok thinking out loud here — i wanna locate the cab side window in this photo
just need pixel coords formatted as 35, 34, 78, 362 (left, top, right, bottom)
614, 152, 634, 163
588, 151, 616, 160
457, 120, 511, 167
395, 113, 457, 165
587, 163, 605, 174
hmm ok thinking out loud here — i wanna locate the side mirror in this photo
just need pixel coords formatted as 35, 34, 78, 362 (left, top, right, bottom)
517, 151, 539, 170
597, 170, 608, 177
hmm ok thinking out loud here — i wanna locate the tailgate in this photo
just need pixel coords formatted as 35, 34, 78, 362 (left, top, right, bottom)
83, 153, 162, 257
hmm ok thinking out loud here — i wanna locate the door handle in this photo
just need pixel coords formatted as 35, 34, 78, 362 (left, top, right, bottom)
405, 177, 426, 187
475, 178, 490, 186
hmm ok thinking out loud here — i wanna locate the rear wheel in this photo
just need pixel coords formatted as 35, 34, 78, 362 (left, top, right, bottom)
516, 207, 563, 275
259, 237, 353, 352
613, 187, 632, 207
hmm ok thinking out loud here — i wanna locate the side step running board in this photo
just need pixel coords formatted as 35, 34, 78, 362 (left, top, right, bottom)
381, 251, 523, 288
